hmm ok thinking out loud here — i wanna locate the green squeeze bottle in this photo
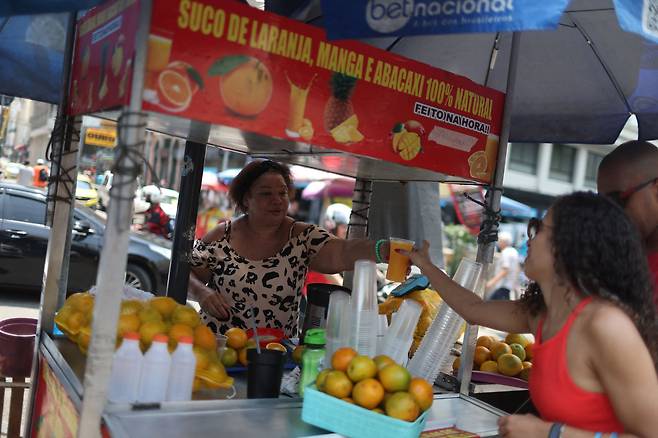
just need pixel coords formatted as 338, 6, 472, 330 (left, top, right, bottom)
299, 328, 326, 397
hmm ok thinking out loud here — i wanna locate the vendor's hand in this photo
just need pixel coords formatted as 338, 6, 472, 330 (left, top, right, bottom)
397, 240, 433, 272
198, 287, 231, 321
497, 414, 550, 438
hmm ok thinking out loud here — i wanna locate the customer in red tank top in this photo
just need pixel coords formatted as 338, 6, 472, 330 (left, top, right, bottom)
402, 192, 658, 437
598, 141, 658, 306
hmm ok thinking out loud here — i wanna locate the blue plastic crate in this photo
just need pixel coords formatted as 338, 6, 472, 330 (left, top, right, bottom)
302, 387, 428, 438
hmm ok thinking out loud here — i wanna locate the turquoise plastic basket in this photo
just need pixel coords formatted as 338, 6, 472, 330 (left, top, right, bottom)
302, 387, 428, 438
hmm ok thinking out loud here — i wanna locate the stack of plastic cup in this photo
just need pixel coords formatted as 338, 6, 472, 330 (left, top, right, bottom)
375, 314, 388, 355
407, 259, 483, 383
350, 260, 378, 357
324, 291, 351, 365
381, 300, 422, 366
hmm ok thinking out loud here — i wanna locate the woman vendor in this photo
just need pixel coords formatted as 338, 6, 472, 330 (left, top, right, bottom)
188, 160, 389, 337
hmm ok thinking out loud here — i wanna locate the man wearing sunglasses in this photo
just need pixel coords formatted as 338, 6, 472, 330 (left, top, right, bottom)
597, 140, 658, 299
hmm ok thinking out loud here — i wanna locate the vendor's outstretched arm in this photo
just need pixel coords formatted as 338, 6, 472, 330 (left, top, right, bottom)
404, 241, 531, 334
311, 238, 388, 274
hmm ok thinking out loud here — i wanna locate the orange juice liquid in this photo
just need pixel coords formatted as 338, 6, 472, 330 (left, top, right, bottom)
386, 238, 415, 283
147, 34, 172, 72
287, 81, 310, 133
485, 134, 499, 180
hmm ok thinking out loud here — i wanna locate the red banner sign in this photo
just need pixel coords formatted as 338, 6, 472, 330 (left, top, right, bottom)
68, 0, 140, 115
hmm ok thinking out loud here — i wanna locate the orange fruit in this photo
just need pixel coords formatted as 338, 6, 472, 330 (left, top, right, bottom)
117, 313, 140, 338
139, 320, 167, 350
194, 325, 217, 350
292, 345, 304, 364
524, 342, 534, 361
476, 335, 496, 350
452, 356, 461, 371
158, 68, 193, 110
385, 392, 420, 422
226, 328, 248, 350
509, 343, 526, 361
168, 323, 194, 348
149, 296, 178, 319
522, 361, 532, 369
193, 346, 210, 372
238, 347, 252, 367
373, 355, 396, 371
219, 57, 273, 117
497, 353, 523, 377
473, 346, 491, 366
519, 363, 532, 381
120, 299, 143, 316
372, 407, 385, 414
479, 360, 498, 373
408, 377, 433, 411
221, 347, 238, 367
315, 369, 331, 392
352, 378, 385, 410
505, 333, 530, 348
171, 306, 201, 328
265, 342, 287, 352
346, 355, 377, 383
378, 364, 411, 392
341, 397, 354, 404
331, 347, 358, 372
324, 370, 353, 399
491, 342, 512, 361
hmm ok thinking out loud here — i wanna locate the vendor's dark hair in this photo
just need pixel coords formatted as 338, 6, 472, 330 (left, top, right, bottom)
229, 160, 294, 213
519, 191, 658, 365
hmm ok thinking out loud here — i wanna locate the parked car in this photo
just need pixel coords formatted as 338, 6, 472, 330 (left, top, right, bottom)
96, 170, 148, 214
0, 182, 171, 294
75, 174, 99, 208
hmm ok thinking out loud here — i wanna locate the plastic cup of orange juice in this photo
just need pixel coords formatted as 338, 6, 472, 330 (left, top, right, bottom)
386, 238, 415, 283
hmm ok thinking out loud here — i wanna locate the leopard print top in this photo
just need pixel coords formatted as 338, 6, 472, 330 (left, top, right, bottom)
190, 220, 332, 338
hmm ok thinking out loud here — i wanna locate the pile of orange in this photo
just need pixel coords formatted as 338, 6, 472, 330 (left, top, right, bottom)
220, 327, 287, 368
55, 294, 233, 392
316, 347, 433, 422
453, 333, 534, 381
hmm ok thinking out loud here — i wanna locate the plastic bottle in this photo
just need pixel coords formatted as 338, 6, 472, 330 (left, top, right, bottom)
166, 336, 197, 402
108, 331, 143, 403
137, 333, 172, 403
299, 328, 326, 397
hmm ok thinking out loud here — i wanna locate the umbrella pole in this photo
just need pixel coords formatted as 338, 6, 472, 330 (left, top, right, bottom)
167, 121, 210, 303
458, 32, 521, 396
78, 1, 152, 436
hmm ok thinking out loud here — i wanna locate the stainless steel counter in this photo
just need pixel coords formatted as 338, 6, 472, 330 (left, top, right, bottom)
44, 334, 504, 437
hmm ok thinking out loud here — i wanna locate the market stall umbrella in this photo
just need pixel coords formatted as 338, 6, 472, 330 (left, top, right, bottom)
301, 178, 356, 200
270, 0, 658, 143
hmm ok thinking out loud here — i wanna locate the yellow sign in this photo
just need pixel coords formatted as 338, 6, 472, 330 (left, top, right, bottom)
84, 127, 116, 148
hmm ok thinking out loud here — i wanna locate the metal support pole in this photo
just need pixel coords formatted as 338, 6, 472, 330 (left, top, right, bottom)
40, 116, 83, 332
167, 122, 210, 303
78, 1, 151, 436
458, 32, 520, 395
342, 172, 373, 289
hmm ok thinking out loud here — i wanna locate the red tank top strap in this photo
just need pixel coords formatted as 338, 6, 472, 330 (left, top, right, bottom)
536, 296, 593, 344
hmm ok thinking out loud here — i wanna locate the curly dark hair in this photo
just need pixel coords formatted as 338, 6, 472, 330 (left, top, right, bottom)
229, 160, 294, 213
519, 191, 658, 365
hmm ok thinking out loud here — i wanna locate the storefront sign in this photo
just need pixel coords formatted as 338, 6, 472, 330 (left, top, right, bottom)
68, 0, 140, 115
320, 0, 569, 40
614, 0, 658, 43
143, 0, 505, 182
84, 127, 117, 148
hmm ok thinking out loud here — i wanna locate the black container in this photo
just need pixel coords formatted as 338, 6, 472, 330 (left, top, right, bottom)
247, 348, 286, 398
300, 284, 351, 342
